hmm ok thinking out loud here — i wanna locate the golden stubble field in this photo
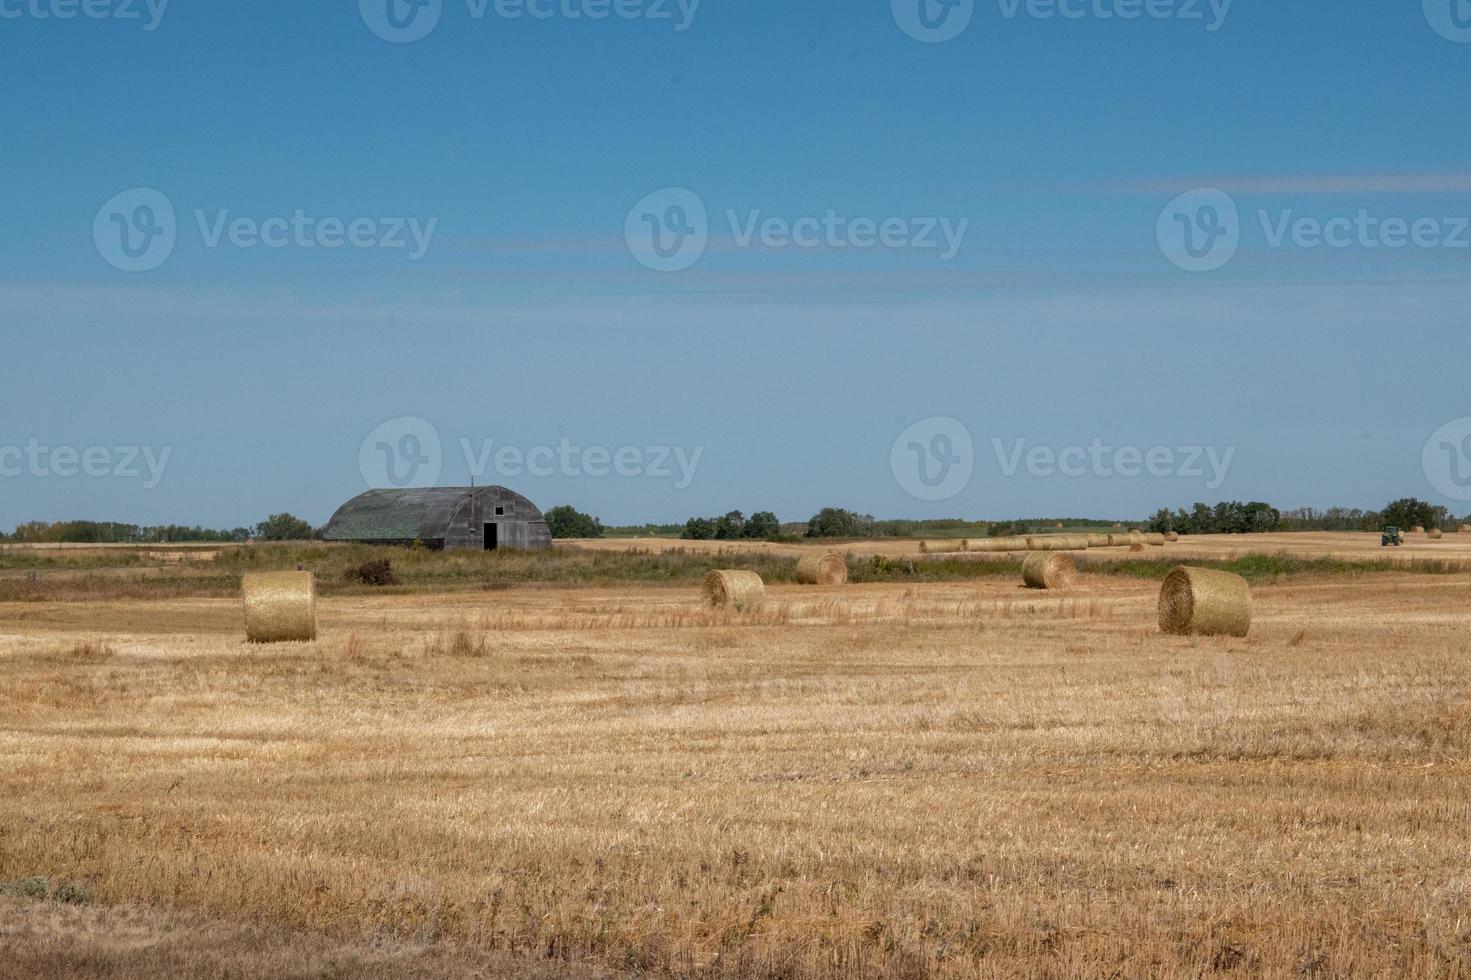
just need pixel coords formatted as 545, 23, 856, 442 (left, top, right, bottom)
2, 557, 1470, 977
569, 530, 1471, 563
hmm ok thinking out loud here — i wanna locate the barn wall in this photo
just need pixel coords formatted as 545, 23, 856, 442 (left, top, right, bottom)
443, 488, 553, 552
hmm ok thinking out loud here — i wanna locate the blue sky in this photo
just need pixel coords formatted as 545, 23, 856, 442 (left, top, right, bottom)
2, 1, 1470, 527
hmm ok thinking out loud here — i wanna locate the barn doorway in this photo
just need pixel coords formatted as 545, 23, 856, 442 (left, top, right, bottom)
483, 523, 498, 551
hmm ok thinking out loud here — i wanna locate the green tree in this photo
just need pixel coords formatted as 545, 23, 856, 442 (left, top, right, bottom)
714, 511, 746, 540
805, 507, 875, 539
544, 505, 604, 539
254, 513, 314, 541
744, 511, 781, 540
682, 517, 716, 540
1381, 497, 1448, 531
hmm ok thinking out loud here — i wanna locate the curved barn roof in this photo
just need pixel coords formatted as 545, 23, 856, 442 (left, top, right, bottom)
322, 487, 543, 542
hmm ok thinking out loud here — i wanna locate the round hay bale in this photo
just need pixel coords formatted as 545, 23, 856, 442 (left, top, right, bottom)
1428, 528, 1444, 540
918, 540, 963, 554
1460, 524, 1470, 534
795, 552, 847, 585
1164, 531, 1180, 542
1029, 535, 1089, 551
1086, 533, 1112, 548
242, 571, 317, 643
702, 570, 765, 611
1145, 533, 1166, 547
1022, 552, 1077, 589
1158, 566, 1252, 638
1412, 525, 1425, 534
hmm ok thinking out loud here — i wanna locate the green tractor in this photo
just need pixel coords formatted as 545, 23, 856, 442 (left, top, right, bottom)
1381, 526, 1403, 547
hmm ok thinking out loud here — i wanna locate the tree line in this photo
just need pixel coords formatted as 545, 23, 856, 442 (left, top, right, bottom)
1147, 498, 1467, 535
0, 513, 315, 544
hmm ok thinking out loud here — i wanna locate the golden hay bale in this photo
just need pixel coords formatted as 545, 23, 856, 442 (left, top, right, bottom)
1086, 533, 1112, 548
983, 537, 1027, 552
795, 552, 847, 585
1145, 533, 1166, 547
1022, 552, 1078, 590
242, 571, 317, 643
918, 540, 965, 554
1460, 524, 1470, 533
1158, 566, 1252, 638
702, 570, 765, 611
1164, 531, 1180, 542
1028, 535, 1090, 551
1412, 525, 1425, 534
1428, 528, 1444, 540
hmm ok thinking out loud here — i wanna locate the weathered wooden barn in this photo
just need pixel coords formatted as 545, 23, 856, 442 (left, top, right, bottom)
321, 487, 552, 551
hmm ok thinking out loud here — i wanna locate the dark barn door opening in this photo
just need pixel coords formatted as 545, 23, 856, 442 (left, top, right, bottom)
483, 523, 498, 551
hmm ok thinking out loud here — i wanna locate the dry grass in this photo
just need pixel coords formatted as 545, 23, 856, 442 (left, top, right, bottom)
2, 575, 1471, 978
